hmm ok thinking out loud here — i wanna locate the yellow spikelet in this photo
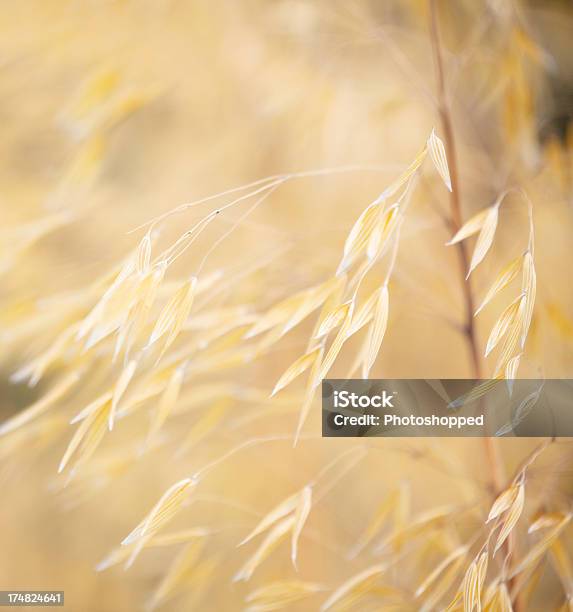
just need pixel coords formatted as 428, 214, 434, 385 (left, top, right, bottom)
346, 288, 379, 338
96, 528, 209, 572
291, 486, 312, 568
447, 208, 491, 246
294, 346, 324, 445
485, 294, 525, 357
494, 482, 525, 555
148, 540, 204, 609
349, 488, 402, 558
146, 364, 186, 448
484, 583, 513, 612
272, 347, 322, 397
315, 301, 355, 384
475, 255, 522, 315
320, 563, 388, 611
177, 399, 230, 454
494, 298, 526, 377
234, 516, 296, 582
496, 385, 543, 437
59, 398, 112, 475
448, 379, 503, 410
239, 492, 299, 547
381, 146, 427, 200
505, 354, 522, 396
121, 478, 196, 567
487, 484, 520, 523
109, 359, 138, 430
416, 546, 469, 599
427, 129, 452, 191
467, 204, 500, 278
520, 252, 536, 348
314, 301, 352, 339
367, 204, 401, 262
337, 202, 382, 274
362, 285, 389, 378
245, 580, 324, 612
147, 277, 197, 361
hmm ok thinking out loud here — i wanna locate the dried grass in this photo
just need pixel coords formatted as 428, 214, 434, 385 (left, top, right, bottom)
1, 1, 573, 611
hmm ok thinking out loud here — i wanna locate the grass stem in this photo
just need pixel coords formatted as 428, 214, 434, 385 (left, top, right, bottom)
427, 4, 521, 607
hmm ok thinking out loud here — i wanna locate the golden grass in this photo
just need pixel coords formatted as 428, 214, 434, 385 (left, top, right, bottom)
1, 1, 573, 610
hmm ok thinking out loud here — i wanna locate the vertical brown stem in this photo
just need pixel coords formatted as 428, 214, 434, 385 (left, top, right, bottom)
428, 4, 482, 371
427, 0, 522, 596
428, 0, 481, 381
427, 2, 522, 608
429, 0, 523, 612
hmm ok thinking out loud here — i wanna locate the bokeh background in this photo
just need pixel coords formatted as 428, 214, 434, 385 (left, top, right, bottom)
1, 1, 573, 610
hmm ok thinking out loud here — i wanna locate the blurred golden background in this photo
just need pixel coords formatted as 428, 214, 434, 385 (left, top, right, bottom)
1, 1, 573, 610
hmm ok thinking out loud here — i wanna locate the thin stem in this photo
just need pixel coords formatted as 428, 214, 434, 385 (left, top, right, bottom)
428, 2, 520, 608
428, 0, 482, 381
129, 164, 403, 235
